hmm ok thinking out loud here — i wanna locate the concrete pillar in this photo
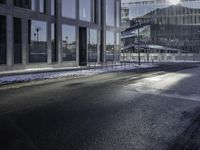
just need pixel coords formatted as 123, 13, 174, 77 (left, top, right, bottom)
76, 0, 80, 65
6, 15, 13, 66
102, 0, 106, 63
21, 18, 28, 65
56, 0, 62, 63
47, 22, 52, 64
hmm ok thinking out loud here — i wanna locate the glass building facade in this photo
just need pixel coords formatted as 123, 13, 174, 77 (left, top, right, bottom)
0, 0, 121, 71
122, 0, 200, 59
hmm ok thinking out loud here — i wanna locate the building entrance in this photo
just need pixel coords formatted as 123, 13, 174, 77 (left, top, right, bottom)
79, 27, 87, 66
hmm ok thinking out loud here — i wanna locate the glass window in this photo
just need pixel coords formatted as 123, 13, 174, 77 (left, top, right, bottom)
14, 18, 22, 64
79, 0, 91, 22
39, 0, 46, 13
88, 29, 98, 62
106, 31, 114, 61
51, 24, 57, 62
31, 0, 36, 11
62, 0, 76, 19
106, 0, 115, 26
0, 15, 6, 64
28, 20, 47, 63
14, 0, 32, 9
62, 25, 76, 61
51, 0, 55, 16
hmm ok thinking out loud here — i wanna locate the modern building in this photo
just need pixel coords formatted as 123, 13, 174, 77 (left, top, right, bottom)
121, 0, 200, 62
0, 0, 121, 71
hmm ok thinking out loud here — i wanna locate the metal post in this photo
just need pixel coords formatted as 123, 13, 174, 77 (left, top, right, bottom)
137, 20, 141, 66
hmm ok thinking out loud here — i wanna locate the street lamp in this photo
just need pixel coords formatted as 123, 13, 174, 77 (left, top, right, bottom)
136, 19, 141, 66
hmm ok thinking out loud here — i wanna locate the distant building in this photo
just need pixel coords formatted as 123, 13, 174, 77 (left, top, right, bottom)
121, 2, 200, 62
0, 0, 121, 71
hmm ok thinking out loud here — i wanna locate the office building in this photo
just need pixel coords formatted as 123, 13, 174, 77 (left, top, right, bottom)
0, 0, 121, 71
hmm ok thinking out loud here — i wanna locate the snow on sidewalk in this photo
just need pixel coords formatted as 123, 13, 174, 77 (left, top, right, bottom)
0, 64, 155, 85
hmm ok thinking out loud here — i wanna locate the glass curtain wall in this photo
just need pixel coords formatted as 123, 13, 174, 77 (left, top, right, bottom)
62, 25, 76, 61
106, 31, 115, 61
51, 0, 55, 16
126, 0, 200, 55
79, 0, 91, 21
28, 20, 47, 63
88, 29, 98, 62
106, 0, 115, 26
62, 0, 76, 19
0, 15, 6, 64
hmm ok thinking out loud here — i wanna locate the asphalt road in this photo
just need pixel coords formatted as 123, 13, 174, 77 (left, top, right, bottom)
0, 63, 200, 150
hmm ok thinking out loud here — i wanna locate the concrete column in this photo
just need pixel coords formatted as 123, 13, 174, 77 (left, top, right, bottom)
47, 22, 52, 64
6, 15, 13, 66
21, 18, 28, 65
102, 0, 106, 63
76, 0, 80, 65
56, 0, 62, 63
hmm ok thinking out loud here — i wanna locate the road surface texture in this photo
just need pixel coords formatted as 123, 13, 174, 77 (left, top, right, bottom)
0, 63, 200, 150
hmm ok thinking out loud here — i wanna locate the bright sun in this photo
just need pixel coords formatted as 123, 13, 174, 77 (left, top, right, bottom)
169, 0, 180, 5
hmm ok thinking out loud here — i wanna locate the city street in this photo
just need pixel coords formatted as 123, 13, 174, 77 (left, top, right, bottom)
0, 63, 200, 150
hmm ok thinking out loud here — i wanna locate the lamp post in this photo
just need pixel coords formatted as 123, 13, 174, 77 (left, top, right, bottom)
136, 19, 141, 66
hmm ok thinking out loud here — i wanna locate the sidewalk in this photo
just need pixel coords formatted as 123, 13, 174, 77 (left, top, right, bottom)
0, 63, 156, 86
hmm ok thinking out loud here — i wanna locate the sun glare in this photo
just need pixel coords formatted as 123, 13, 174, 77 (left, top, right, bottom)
169, 0, 180, 5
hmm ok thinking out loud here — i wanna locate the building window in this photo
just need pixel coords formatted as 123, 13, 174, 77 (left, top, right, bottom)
31, 0, 36, 10
88, 29, 98, 62
0, 0, 5, 4
14, 18, 22, 64
39, 0, 46, 13
14, 0, 32, 9
116, 1, 120, 27
62, 0, 76, 19
51, 24, 57, 62
106, 31, 114, 61
79, 0, 91, 22
106, 0, 115, 26
62, 25, 76, 61
51, 0, 55, 16
28, 20, 47, 63
0, 15, 6, 64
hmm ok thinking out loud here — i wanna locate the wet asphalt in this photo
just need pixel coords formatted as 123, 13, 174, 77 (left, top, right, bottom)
0, 63, 200, 150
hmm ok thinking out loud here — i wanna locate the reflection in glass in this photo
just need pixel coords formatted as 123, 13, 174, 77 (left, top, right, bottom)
106, 0, 115, 26
51, 0, 55, 16
0, 15, 6, 64
31, 0, 36, 10
106, 31, 114, 61
39, 0, 45, 13
62, 25, 76, 61
29, 20, 47, 63
88, 29, 98, 62
14, 18, 22, 64
62, 0, 76, 19
79, 0, 91, 21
